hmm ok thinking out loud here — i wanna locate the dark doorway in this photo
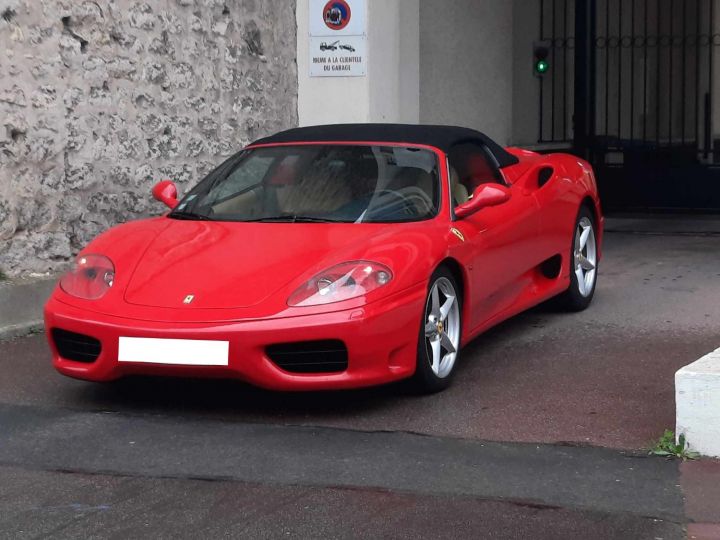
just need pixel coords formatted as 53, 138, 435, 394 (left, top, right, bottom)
538, 0, 720, 211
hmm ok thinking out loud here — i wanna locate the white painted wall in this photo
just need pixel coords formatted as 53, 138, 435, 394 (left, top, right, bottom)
368, 0, 420, 123
298, 0, 519, 143
419, 0, 514, 144
297, 0, 420, 126
297, 0, 369, 125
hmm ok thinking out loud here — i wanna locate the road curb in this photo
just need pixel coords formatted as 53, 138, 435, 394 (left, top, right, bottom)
676, 348, 720, 458
0, 277, 56, 341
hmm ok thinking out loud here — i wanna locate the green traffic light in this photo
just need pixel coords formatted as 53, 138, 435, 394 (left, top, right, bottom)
535, 60, 549, 75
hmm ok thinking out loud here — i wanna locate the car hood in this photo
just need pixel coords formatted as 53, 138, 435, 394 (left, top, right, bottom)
123, 220, 406, 309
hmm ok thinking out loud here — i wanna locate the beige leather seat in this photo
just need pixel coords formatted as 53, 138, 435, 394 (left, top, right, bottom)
386, 168, 436, 215
388, 168, 432, 195
450, 166, 470, 206
212, 189, 261, 216
276, 169, 352, 214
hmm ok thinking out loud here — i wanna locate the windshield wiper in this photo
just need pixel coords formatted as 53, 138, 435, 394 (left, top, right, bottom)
168, 211, 212, 221
245, 216, 344, 223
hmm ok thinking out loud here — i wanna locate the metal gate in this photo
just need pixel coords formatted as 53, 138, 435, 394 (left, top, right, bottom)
539, 0, 720, 211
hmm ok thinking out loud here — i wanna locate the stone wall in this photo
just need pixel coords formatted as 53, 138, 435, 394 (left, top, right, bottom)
0, 0, 298, 277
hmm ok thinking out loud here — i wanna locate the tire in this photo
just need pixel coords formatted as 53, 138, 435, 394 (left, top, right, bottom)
556, 206, 599, 311
412, 267, 463, 393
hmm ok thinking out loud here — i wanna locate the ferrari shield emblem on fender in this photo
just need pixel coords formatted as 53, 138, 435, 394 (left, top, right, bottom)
183, 295, 195, 305
450, 228, 465, 242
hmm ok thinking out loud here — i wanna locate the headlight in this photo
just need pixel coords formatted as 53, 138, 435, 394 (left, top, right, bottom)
288, 261, 393, 307
60, 254, 115, 300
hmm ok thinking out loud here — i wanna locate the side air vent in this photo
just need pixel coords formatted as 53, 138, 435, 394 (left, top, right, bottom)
538, 167, 554, 188
266, 340, 348, 374
51, 328, 102, 363
540, 254, 563, 279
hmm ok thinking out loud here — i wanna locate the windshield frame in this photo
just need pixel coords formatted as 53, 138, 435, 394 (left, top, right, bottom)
169, 142, 446, 225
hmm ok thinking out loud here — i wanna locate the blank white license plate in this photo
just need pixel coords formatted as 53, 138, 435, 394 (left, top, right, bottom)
118, 337, 229, 366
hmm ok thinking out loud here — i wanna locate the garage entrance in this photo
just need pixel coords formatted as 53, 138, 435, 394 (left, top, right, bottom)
538, 0, 720, 211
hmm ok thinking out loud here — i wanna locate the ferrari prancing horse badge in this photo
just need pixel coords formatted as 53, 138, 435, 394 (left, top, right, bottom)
450, 228, 465, 242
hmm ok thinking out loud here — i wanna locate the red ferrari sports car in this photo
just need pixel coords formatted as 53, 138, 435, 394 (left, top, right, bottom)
45, 124, 602, 393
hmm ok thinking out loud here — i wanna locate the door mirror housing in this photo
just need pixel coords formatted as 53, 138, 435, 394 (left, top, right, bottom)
455, 184, 511, 219
152, 180, 179, 209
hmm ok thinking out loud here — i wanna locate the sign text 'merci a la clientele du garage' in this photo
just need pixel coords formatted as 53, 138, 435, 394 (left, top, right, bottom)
309, 0, 367, 77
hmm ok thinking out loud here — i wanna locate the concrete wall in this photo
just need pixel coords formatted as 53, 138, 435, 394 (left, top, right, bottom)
297, 0, 419, 126
367, 0, 419, 124
0, 0, 298, 277
419, 0, 514, 145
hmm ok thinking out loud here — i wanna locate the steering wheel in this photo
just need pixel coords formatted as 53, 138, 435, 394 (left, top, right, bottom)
366, 189, 416, 218
394, 187, 434, 215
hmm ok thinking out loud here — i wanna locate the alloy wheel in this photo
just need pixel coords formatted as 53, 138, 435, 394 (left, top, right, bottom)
423, 277, 461, 379
574, 216, 597, 297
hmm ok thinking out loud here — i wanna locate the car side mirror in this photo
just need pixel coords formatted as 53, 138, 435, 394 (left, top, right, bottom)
455, 184, 511, 219
152, 180, 179, 209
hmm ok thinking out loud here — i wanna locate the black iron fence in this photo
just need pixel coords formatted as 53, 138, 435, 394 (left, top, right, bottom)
594, 0, 715, 156
539, 0, 576, 144
538, 0, 720, 210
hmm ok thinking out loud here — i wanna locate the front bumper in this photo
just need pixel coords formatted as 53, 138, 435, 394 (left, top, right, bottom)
44, 285, 426, 391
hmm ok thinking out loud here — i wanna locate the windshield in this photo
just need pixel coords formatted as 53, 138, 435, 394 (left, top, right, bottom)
170, 145, 440, 223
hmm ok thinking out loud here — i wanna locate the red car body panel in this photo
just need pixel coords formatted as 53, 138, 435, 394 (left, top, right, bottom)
45, 135, 603, 390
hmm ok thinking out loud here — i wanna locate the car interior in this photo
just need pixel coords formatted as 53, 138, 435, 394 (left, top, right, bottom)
200, 146, 440, 223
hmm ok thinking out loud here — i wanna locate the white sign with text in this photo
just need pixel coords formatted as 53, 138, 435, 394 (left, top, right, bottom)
309, 35, 367, 77
309, 0, 367, 77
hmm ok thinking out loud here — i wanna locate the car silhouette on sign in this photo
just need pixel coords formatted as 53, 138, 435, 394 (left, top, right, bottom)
320, 41, 339, 51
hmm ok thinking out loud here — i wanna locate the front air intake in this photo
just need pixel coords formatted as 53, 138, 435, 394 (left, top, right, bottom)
51, 328, 102, 363
266, 340, 348, 374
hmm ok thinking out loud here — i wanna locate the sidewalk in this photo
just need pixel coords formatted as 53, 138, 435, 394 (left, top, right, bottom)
0, 276, 55, 340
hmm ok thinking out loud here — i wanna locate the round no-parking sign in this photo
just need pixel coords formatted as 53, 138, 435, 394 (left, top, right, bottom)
323, 0, 352, 31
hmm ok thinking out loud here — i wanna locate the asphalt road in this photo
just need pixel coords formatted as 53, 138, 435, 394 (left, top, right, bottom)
2, 232, 718, 449
0, 466, 682, 540
0, 402, 690, 539
1, 230, 719, 538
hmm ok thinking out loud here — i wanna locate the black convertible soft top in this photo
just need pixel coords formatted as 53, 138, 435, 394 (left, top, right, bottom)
250, 124, 519, 169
